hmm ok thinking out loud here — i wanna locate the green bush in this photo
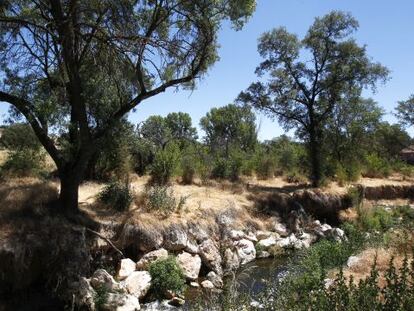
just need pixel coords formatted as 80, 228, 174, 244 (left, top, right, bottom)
0, 149, 45, 177
255, 155, 276, 179
99, 181, 133, 211
149, 256, 186, 298
335, 162, 361, 185
211, 152, 243, 181
144, 185, 181, 214
149, 144, 180, 185
363, 154, 391, 178
359, 206, 394, 232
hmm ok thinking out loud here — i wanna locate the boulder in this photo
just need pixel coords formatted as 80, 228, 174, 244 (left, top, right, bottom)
223, 248, 240, 272
190, 282, 200, 288
207, 271, 223, 288
123, 271, 152, 299
229, 230, 245, 240
277, 234, 297, 249
257, 236, 278, 249
176, 252, 201, 281
122, 224, 163, 252
347, 256, 360, 268
184, 239, 199, 254
329, 228, 346, 242
257, 251, 271, 259
274, 222, 289, 236
136, 249, 168, 270
298, 232, 316, 249
256, 230, 273, 240
320, 223, 332, 232
118, 258, 137, 280
245, 232, 258, 242
234, 239, 256, 265
141, 300, 178, 310
199, 239, 223, 276
201, 280, 215, 289
101, 293, 140, 311
91, 269, 124, 292
163, 225, 188, 251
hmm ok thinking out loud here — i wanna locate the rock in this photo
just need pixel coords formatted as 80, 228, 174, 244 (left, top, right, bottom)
168, 297, 185, 307
91, 269, 124, 292
217, 212, 234, 226
298, 232, 316, 249
190, 282, 200, 288
321, 223, 332, 232
188, 224, 210, 243
141, 300, 178, 310
207, 271, 223, 288
347, 256, 360, 268
229, 230, 245, 240
102, 293, 140, 311
274, 222, 289, 236
277, 234, 297, 249
329, 228, 346, 242
256, 230, 272, 240
136, 249, 168, 270
176, 252, 201, 281
75, 277, 96, 311
223, 248, 240, 272
201, 280, 215, 289
123, 271, 152, 299
199, 239, 223, 276
245, 232, 258, 242
250, 300, 264, 309
234, 239, 256, 265
164, 225, 188, 251
257, 251, 271, 259
118, 258, 137, 280
257, 236, 278, 249
122, 224, 163, 252
324, 278, 334, 289
184, 239, 199, 254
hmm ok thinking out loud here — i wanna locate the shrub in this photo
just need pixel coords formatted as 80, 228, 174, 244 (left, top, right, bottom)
363, 154, 391, 178
93, 285, 109, 309
0, 149, 45, 177
144, 185, 187, 215
148, 256, 186, 298
255, 155, 276, 179
99, 181, 133, 211
149, 144, 180, 185
211, 152, 243, 181
359, 206, 394, 232
335, 162, 361, 185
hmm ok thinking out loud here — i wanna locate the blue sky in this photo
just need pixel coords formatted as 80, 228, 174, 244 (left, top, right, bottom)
1, 0, 414, 140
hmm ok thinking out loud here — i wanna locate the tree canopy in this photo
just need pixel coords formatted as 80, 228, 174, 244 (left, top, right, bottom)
0, 0, 255, 211
237, 11, 389, 185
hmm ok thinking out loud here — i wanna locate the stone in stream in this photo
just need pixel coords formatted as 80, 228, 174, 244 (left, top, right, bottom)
123, 271, 152, 299
136, 248, 168, 270
257, 236, 278, 249
234, 239, 256, 265
201, 280, 215, 289
118, 258, 137, 280
101, 293, 140, 311
176, 251, 201, 281
141, 300, 178, 310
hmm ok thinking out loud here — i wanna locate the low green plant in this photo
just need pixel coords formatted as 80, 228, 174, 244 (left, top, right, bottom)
359, 206, 394, 232
149, 143, 180, 185
93, 285, 109, 310
145, 185, 187, 215
255, 155, 276, 180
98, 181, 133, 211
0, 149, 45, 177
363, 153, 391, 178
148, 256, 186, 298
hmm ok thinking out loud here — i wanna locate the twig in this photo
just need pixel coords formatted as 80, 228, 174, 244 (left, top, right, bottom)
86, 228, 125, 258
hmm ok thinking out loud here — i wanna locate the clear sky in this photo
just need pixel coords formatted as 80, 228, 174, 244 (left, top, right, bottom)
1, 0, 413, 140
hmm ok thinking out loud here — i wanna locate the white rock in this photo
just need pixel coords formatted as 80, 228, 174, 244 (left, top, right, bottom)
102, 293, 140, 311
184, 239, 199, 254
257, 251, 271, 259
207, 271, 223, 288
190, 282, 200, 288
250, 300, 264, 309
324, 278, 334, 289
277, 234, 297, 248
257, 236, 278, 249
141, 300, 178, 310
321, 223, 332, 232
256, 231, 273, 240
91, 269, 124, 292
329, 228, 346, 242
234, 239, 256, 265
136, 249, 168, 270
118, 258, 137, 280
123, 271, 152, 299
245, 232, 258, 242
274, 223, 288, 236
299, 232, 316, 249
199, 239, 222, 276
176, 252, 201, 281
201, 280, 215, 289
347, 256, 360, 268
229, 230, 245, 240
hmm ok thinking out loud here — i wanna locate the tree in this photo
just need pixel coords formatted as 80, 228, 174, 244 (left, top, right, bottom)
0, 0, 255, 212
200, 104, 257, 157
395, 95, 414, 128
237, 11, 388, 186
371, 122, 412, 160
165, 112, 198, 148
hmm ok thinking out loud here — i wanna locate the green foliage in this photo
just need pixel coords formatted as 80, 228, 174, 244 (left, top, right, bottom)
99, 181, 133, 211
396, 95, 414, 128
211, 151, 244, 181
149, 144, 180, 185
358, 206, 394, 232
144, 185, 186, 215
0, 149, 45, 178
363, 153, 391, 178
93, 285, 109, 310
149, 256, 186, 298
255, 154, 276, 179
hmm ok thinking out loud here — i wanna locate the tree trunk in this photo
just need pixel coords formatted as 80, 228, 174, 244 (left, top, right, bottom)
59, 173, 81, 213
309, 129, 322, 187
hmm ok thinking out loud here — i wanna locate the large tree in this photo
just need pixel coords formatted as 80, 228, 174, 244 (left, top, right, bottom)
396, 95, 414, 128
237, 11, 388, 186
0, 0, 255, 212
